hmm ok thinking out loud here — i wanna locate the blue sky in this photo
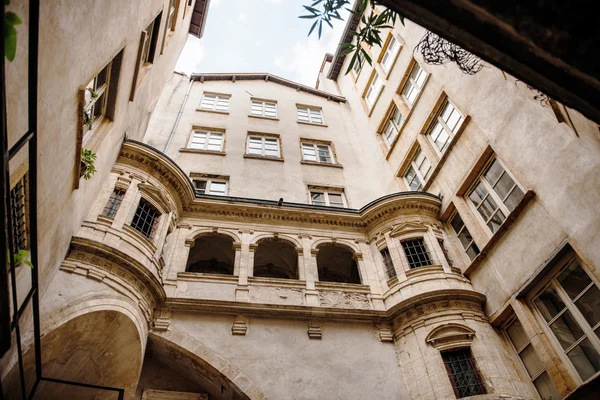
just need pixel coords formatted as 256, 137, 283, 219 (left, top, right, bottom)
175, 0, 349, 86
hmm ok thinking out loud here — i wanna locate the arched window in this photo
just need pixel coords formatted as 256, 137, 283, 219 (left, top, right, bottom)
253, 239, 298, 279
316, 244, 361, 284
186, 233, 235, 275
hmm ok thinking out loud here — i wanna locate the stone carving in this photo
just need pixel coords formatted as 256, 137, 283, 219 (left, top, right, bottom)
318, 291, 371, 310
307, 320, 322, 339
153, 309, 172, 332
231, 315, 249, 336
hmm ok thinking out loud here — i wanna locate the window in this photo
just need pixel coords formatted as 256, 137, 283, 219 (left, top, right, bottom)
250, 100, 277, 118
102, 188, 125, 218
194, 179, 228, 196
199, 93, 230, 112
401, 238, 431, 269
380, 248, 396, 279
403, 146, 432, 191
246, 135, 280, 158
10, 176, 27, 253
301, 142, 335, 164
428, 98, 465, 153
84, 65, 110, 130
166, 0, 179, 31
382, 105, 403, 146
505, 318, 562, 399
402, 63, 427, 107
380, 36, 400, 73
353, 51, 365, 75
438, 239, 453, 266
310, 190, 346, 207
468, 157, 524, 233
365, 72, 383, 108
450, 212, 480, 261
131, 199, 160, 239
141, 15, 161, 65
188, 130, 224, 151
297, 106, 324, 125
533, 257, 600, 381
441, 348, 486, 398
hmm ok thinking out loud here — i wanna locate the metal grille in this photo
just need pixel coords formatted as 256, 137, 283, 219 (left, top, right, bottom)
402, 238, 431, 268
442, 349, 486, 398
130, 199, 159, 238
102, 188, 125, 218
10, 177, 28, 253
438, 239, 453, 266
380, 248, 396, 279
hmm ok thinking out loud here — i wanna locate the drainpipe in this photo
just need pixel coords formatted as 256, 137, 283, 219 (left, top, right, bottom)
164, 76, 193, 153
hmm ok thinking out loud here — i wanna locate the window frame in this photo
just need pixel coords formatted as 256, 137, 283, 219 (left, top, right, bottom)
309, 189, 347, 208
529, 253, 600, 384
101, 188, 125, 219
441, 348, 487, 398
426, 97, 466, 155
449, 211, 480, 261
400, 61, 428, 108
401, 237, 432, 269
250, 99, 278, 119
301, 141, 336, 164
130, 198, 160, 239
466, 156, 525, 234
382, 104, 404, 147
296, 105, 325, 125
379, 34, 401, 75
193, 178, 229, 196
364, 71, 383, 109
402, 145, 432, 191
187, 129, 225, 152
380, 247, 396, 279
245, 134, 281, 158
198, 92, 231, 113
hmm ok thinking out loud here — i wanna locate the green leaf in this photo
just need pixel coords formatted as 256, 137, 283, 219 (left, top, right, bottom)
299, 14, 318, 19
5, 24, 17, 62
318, 20, 323, 39
307, 19, 319, 37
24, 260, 33, 268
5, 11, 22, 25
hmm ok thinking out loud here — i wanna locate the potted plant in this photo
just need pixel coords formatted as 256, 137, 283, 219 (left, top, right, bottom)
80, 148, 97, 180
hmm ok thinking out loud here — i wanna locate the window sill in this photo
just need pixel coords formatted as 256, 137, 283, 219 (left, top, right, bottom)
464, 190, 536, 277
96, 215, 114, 226
297, 120, 328, 128
122, 224, 157, 254
195, 108, 230, 115
243, 154, 284, 162
179, 148, 226, 156
249, 114, 279, 121
300, 160, 343, 169
405, 264, 444, 278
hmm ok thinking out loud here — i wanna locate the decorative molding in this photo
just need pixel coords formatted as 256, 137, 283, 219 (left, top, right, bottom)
231, 315, 248, 336
153, 309, 172, 332
390, 222, 429, 238
425, 323, 476, 351
307, 320, 322, 339
378, 326, 394, 343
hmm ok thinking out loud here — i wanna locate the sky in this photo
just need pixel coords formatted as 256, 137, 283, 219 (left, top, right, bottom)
175, 0, 350, 86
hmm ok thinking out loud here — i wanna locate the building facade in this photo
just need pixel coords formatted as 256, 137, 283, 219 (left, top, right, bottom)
3, 2, 600, 400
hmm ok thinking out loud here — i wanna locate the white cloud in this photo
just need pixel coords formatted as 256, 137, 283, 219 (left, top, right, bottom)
264, 0, 283, 3
238, 13, 248, 23
174, 35, 206, 75
211, 0, 223, 8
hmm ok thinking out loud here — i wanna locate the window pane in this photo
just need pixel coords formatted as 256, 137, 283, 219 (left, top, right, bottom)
402, 238, 431, 268
311, 192, 325, 206
520, 344, 545, 378
535, 286, 566, 322
194, 180, 207, 194
484, 159, 504, 185
504, 186, 524, 211
575, 284, 600, 328
209, 182, 226, 195
381, 248, 396, 278
549, 310, 585, 350
302, 144, 317, 161
557, 261, 593, 300
466, 245, 480, 261
493, 171, 515, 200
566, 337, 600, 381
317, 145, 332, 163
506, 319, 529, 351
469, 182, 488, 208
328, 193, 344, 207
533, 372, 561, 400
487, 209, 506, 233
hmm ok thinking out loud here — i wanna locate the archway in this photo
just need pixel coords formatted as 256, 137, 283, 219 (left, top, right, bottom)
253, 239, 298, 279
186, 233, 235, 275
316, 243, 361, 284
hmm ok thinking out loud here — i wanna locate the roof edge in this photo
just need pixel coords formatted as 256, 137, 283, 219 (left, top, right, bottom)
327, 1, 362, 81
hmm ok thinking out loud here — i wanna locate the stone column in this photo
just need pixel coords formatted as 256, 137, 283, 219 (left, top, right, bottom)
112, 178, 141, 229
233, 242, 242, 276
357, 240, 385, 310
235, 230, 254, 302
165, 227, 192, 283
301, 235, 319, 307
296, 247, 305, 281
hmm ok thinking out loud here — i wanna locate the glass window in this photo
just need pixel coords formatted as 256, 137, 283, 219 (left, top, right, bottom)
199, 93, 230, 112
449, 212, 480, 261
505, 318, 561, 400
194, 179, 228, 196
380, 36, 400, 73
467, 157, 524, 234
402, 62, 427, 107
251, 100, 277, 118
380, 248, 396, 279
428, 99, 464, 153
401, 238, 431, 269
365, 72, 383, 108
102, 188, 125, 219
533, 258, 600, 382
403, 146, 431, 191
297, 106, 324, 124
131, 199, 160, 239
441, 348, 486, 398
382, 105, 403, 146
302, 143, 335, 164
246, 136, 280, 158
310, 191, 346, 207
353, 51, 365, 75
188, 131, 224, 151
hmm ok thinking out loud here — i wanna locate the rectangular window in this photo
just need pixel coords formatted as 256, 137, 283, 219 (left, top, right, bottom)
247, 135, 280, 158
141, 14, 161, 65
301, 142, 335, 164
403, 146, 431, 191
442, 348, 486, 398
428, 98, 465, 153
505, 318, 562, 399
383, 105, 403, 146
533, 257, 600, 382
380, 36, 400, 73
102, 188, 125, 218
380, 248, 396, 279
468, 157, 525, 234
450, 212, 480, 261
365, 72, 383, 108
10, 176, 28, 253
250, 100, 277, 118
199, 93, 230, 112
131, 199, 160, 239
353, 51, 365, 75
310, 190, 346, 207
402, 63, 427, 107
297, 106, 324, 124
194, 179, 228, 196
401, 238, 431, 269
84, 65, 110, 129
166, 0, 178, 31
188, 130, 224, 151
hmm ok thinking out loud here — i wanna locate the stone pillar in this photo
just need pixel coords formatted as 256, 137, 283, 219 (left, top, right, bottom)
301, 235, 319, 307
112, 178, 141, 229
296, 247, 305, 281
235, 231, 254, 302
357, 240, 385, 310
165, 227, 192, 283
233, 242, 242, 276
